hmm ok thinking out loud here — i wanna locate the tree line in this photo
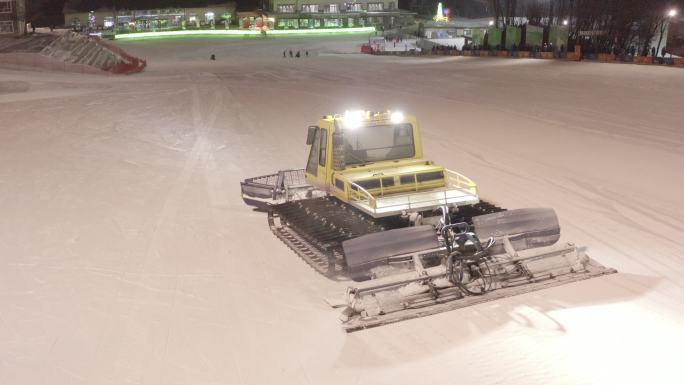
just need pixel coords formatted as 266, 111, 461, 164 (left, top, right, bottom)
484, 0, 680, 53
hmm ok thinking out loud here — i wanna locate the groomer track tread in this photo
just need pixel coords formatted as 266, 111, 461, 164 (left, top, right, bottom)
268, 197, 387, 280
268, 197, 505, 280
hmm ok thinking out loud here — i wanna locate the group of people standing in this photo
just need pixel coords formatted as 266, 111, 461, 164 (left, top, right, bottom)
283, 49, 309, 58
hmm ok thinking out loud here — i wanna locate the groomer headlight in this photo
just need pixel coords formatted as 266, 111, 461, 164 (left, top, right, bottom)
390, 111, 404, 124
344, 110, 364, 130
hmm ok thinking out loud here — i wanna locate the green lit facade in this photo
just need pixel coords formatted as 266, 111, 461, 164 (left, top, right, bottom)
64, 0, 412, 37
113, 26, 376, 39
63, 3, 235, 34
266, 0, 413, 30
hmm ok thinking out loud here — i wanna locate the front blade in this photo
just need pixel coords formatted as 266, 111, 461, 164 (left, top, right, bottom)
342, 225, 440, 281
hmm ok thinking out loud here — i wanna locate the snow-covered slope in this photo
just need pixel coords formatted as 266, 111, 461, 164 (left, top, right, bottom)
1, 35, 683, 385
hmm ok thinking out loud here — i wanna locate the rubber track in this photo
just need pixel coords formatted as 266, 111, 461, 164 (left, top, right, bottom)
269, 197, 386, 280
268, 197, 505, 281
268, 209, 348, 280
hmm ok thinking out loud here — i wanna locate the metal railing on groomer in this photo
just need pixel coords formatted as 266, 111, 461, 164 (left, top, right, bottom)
347, 169, 478, 213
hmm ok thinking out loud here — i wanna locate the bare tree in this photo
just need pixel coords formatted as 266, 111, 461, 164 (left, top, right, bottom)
569, 0, 672, 53
489, 0, 502, 27
525, 0, 544, 26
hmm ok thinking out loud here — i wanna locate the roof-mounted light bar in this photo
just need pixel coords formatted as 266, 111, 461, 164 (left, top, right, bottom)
338, 110, 405, 128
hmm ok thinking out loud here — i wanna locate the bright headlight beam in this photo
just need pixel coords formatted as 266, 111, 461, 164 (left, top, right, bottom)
390, 111, 404, 124
344, 110, 364, 130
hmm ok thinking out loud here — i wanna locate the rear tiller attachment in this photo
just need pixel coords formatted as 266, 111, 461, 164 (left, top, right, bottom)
335, 208, 616, 332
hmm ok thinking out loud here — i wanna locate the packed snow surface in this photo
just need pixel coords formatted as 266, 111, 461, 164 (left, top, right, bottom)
1, 35, 683, 385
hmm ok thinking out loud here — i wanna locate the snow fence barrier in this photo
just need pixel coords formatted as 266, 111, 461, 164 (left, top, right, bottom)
37, 32, 146, 75
0, 52, 108, 75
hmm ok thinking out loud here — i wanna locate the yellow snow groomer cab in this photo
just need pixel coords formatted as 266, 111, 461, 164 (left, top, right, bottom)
304, 111, 479, 218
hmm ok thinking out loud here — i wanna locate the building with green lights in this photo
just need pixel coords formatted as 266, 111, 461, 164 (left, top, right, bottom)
266, 0, 415, 30
62, 2, 236, 34
62, 0, 413, 36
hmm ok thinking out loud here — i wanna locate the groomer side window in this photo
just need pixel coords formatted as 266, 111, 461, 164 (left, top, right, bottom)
306, 128, 320, 176
319, 128, 328, 166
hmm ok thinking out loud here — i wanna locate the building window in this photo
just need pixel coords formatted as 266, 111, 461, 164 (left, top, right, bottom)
325, 18, 341, 27
0, 0, 12, 13
325, 4, 339, 13
301, 4, 319, 13
278, 4, 295, 13
368, 2, 383, 11
299, 18, 321, 28
0, 20, 13, 33
348, 3, 362, 11
277, 18, 299, 28
388, 2, 395, 9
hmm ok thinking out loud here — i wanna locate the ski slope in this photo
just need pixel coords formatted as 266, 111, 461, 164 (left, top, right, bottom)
1, 35, 683, 385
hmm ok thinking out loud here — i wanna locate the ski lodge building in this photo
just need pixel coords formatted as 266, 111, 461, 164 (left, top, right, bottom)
62, 2, 236, 34
62, 0, 412, 34
265, 0, 414, 30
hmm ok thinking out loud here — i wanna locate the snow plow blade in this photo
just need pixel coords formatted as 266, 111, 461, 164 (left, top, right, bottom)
335, 208, 617, 332
342, 225, 441, 281
472, 207, 561, 253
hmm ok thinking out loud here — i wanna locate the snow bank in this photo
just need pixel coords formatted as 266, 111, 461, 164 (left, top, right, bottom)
0, 35, 683, 385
